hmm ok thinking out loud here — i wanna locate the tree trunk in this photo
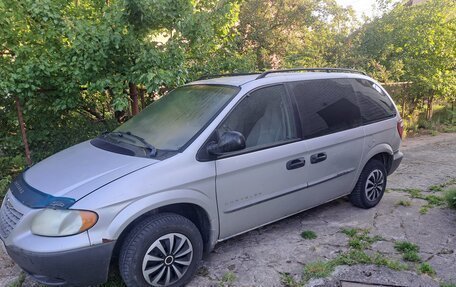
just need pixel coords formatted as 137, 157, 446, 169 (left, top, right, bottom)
15, 96, 32, 166
140, 88, 145, 110
401, 95, 406, 119
129, 83, 139, 116
451, 100, 454, 123
426, 95, 434, 120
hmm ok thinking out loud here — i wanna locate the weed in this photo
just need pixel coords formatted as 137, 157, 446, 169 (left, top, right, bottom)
341, 228, 383, 250
302, 261, 333, 282
420, 206, 429, 214
401, 188, 427, 199
8, 273, 25, 287
279, 272, 302, 287
396, 188, 446, 208
219, 271, 236, 287
418, 262, 436, 276
403, 251, 421, 262
443, 125, 456, 133
429, 185, 444, 192
394, 241, 420, 253
440, 283, 456, 287
301, 230, 317, 240
429, 179, 456, 193
425, 195, 445, 206
372, 253, 408, 271
333, 250, 372, 265
396, 200, 411, 206
444, 188, 456, 209
196, 266, 210, 277
341, 228, 358, 237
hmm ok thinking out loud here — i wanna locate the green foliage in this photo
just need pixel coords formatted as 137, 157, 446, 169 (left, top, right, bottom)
425, 195, 445, 206
341, 228, 358, 238
357, 0, 456, 120
219, 271, 236, 287
444, 189, 456, 209
396, 200, 411, 207
7, 272, 25, 287
371, 253, 408, 271
418, 262, 436, 276
237, 0, 358, 69
300, 230, 317, 240
302, 261, 334, 282
333, 250, 372, 266
420, 206, 430, 215
280, 273, 302, 287
397, 188, 445, 208
394, 241, 420, 253
430, 185, 444, 192
341, 228, 383, 250
403, 251, 421, 262
0, 0, 253, 198
299, 250, 407, 284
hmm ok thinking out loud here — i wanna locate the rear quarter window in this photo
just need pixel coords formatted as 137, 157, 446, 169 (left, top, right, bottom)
351, 79, 396, 124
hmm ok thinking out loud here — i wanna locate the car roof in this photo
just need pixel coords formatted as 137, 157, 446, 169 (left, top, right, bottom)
188, 72, 373, 87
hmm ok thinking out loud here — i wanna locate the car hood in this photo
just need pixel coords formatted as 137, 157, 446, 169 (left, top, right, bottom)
21, 140, 158, 201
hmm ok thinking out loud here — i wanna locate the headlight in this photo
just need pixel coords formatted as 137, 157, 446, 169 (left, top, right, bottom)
31, 209, 98, 237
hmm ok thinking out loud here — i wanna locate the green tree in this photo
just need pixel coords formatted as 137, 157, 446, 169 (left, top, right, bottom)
237, 0, 358, 69
358, 0, 456, 119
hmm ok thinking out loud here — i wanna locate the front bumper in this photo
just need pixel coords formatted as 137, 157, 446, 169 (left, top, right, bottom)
388, 151, 403, 175
5, 241, 115, 286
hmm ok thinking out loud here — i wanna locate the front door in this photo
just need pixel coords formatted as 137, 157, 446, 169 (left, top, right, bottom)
214, 85, 309, 239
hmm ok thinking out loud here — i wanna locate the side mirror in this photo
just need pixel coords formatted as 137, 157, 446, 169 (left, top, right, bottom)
207, 131, 246, 155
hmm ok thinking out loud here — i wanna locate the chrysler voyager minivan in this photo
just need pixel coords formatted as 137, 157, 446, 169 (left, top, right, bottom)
0, 68, 403, 286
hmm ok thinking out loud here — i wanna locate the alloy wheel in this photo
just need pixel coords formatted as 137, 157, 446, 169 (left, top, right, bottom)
142, 233, 193, 286
365, 169, 384, 201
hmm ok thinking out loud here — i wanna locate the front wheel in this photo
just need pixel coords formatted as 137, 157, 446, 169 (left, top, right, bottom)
119, 213, 203, 287
349, 159, 387, 209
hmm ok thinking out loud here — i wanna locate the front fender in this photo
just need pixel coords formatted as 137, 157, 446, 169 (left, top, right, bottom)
102, 189, 218, 243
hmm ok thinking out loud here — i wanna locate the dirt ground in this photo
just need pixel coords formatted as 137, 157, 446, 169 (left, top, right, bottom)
1, 133, 455, 287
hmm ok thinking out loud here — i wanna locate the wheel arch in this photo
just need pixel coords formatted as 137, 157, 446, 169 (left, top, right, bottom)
107, 191, 218, 259
361, 144, 394, 174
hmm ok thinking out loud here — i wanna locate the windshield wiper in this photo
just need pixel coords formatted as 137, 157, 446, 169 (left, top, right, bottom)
105, 131, 157, 157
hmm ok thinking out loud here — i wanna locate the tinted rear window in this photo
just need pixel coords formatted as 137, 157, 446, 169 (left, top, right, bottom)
290, 79, 362, 139
351, 79, 396, 124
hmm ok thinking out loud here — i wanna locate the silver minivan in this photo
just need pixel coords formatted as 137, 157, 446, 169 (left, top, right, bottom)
0, 68, 403, 287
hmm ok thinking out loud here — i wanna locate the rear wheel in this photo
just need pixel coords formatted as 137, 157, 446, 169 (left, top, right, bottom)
119, 213, 203, 287
349, 159, 387, 209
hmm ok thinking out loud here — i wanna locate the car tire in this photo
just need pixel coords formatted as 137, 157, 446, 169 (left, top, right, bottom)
119, 213, 203, 287
349, 159, 387, 209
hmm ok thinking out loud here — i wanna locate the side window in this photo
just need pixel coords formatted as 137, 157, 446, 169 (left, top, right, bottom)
290, 79, 362, 139
351, 79, 396, 124
217, 85, 297, 149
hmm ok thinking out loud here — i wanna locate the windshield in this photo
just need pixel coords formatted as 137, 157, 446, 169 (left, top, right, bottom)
115, 85, 239, 151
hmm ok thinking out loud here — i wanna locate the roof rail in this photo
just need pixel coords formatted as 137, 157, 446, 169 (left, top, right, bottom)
256, 68, 367, 79
197, 72, 260, 81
